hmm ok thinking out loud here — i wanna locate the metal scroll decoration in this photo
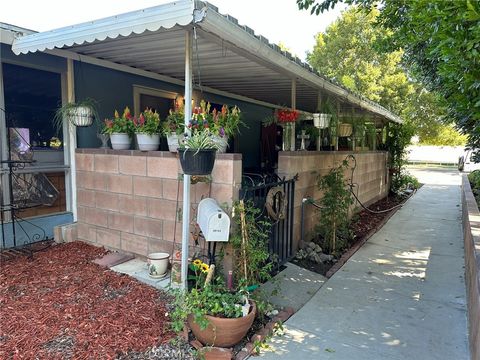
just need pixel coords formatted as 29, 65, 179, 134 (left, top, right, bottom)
265, 186, 287, 221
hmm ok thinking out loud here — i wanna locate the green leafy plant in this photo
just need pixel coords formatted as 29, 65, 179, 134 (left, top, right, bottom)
170, 283, 249, 332
163, 101, 185, 136
391, 171, 420, 195
180, 129, 219, 154
53, 98, 99, 133
468, 170, 480, 205
230, 200, 274, 287
317, 160, 354, 253
187, 100, 244, 139
386, 122, 415, 185
134, 108, 160, 135
102, 107, 135, 135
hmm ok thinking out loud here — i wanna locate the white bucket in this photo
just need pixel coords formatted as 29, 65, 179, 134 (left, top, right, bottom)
147, 252, 170, 278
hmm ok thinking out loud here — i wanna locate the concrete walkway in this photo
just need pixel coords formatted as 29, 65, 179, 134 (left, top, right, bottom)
260, 167, 470, 359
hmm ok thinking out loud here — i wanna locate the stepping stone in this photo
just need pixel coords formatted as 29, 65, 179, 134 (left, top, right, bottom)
93, 252, 135, 267
111, 258, 171, 290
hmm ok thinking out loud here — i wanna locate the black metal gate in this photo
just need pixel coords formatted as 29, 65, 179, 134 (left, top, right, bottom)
240, 174, 297, 268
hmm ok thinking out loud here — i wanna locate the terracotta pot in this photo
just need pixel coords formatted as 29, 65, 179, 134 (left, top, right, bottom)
188, 301, 256, 347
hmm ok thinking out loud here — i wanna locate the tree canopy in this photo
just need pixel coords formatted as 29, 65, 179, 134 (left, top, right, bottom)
307, 5, 462, 145
298, 0, 479, 149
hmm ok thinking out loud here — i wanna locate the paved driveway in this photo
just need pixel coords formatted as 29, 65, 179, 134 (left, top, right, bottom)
260, 166, 469, 359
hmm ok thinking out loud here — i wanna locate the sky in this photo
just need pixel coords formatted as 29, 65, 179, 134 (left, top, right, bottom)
1, 0, 346, 61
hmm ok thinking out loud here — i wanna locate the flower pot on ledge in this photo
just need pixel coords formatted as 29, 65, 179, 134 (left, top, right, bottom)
110, 133, 131, 150
178, 149, 216, 175
136, 133, 160, 151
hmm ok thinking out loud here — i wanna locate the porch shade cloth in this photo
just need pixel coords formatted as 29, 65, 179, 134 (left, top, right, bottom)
11, 0, 401, 122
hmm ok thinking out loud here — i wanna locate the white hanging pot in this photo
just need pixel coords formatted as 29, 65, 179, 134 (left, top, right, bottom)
213, 135, 228, 153
166, 133, 184, 152
136, 133, 160, 151
147, 252, 170, 278
68, 106, 94, 127
110, 133, 131, 150
313, 113, 331, 129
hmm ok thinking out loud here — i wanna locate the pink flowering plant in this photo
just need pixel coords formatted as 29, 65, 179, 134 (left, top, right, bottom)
102, 107, 135, 135
163, 101, 185, 136
188, 100, 242, 139
134, 108, 161, 135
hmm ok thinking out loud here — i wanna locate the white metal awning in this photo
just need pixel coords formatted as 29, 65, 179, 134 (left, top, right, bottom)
11, 0, 401, 123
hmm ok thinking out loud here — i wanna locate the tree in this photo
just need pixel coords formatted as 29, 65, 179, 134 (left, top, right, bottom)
307, 7, 413, 114
307, 6, 461, 145
298, 0, 479, 151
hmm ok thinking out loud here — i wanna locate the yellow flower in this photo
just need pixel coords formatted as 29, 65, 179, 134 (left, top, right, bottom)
201, 263, 209, 273
193, 259, 202, 266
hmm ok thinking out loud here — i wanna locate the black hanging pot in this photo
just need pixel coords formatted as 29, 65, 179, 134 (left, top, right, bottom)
178, 148, 217, 175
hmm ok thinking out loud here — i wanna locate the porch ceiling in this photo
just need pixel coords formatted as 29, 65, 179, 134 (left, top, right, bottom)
11, 0, 401, 123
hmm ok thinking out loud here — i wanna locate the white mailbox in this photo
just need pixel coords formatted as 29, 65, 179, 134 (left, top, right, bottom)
197, 198, 230, 242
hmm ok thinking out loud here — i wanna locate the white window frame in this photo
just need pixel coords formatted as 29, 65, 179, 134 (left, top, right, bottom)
0, 60, 73, 221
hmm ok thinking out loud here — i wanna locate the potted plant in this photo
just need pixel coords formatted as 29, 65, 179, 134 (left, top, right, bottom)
209, 102, 242, 153
102, 107, 135, 150
134, 108, 161, 151
178, 128, 218, 175
338, 122, 353, 137
188, 101, 243, 153
171, 260, 256, 348
163, 102, 185, 152
53, 98, 99, 131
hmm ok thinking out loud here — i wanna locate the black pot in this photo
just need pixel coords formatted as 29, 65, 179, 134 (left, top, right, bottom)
178, 149, 217, 175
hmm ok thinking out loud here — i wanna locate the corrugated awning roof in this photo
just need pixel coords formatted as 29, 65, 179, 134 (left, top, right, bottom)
10, 0, 401, 123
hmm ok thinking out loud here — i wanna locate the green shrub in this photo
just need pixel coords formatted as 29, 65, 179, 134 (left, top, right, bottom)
468, 170, 480, 190
317, 159, 354, 254
391, 172, 420, 195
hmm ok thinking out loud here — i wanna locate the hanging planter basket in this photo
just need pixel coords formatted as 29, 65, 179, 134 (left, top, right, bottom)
178, 149, 217, 175
338, 123, 353, 137
313, 113, 331, 129
67, 106, 94, 127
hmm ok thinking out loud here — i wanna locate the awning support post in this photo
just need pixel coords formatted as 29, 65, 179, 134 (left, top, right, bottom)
291, 78, 296, 151
66, 59, 77, 221
181, 29, 193, 290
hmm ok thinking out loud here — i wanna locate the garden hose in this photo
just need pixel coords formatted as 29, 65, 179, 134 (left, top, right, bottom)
304, 154, 407, 215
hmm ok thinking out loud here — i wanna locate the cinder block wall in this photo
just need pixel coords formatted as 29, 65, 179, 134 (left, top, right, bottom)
74, 149, 242, 256
278, 151, 389, 251
461, 175, 480, 360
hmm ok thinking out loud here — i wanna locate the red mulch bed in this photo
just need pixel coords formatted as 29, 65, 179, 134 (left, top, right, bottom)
0, 241, 174, 359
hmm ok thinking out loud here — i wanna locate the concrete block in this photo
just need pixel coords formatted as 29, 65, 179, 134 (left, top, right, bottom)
133, 176, 163, 198
119, 155, 147, 176
106, 174, 133, 194
94, 154, 119, 173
